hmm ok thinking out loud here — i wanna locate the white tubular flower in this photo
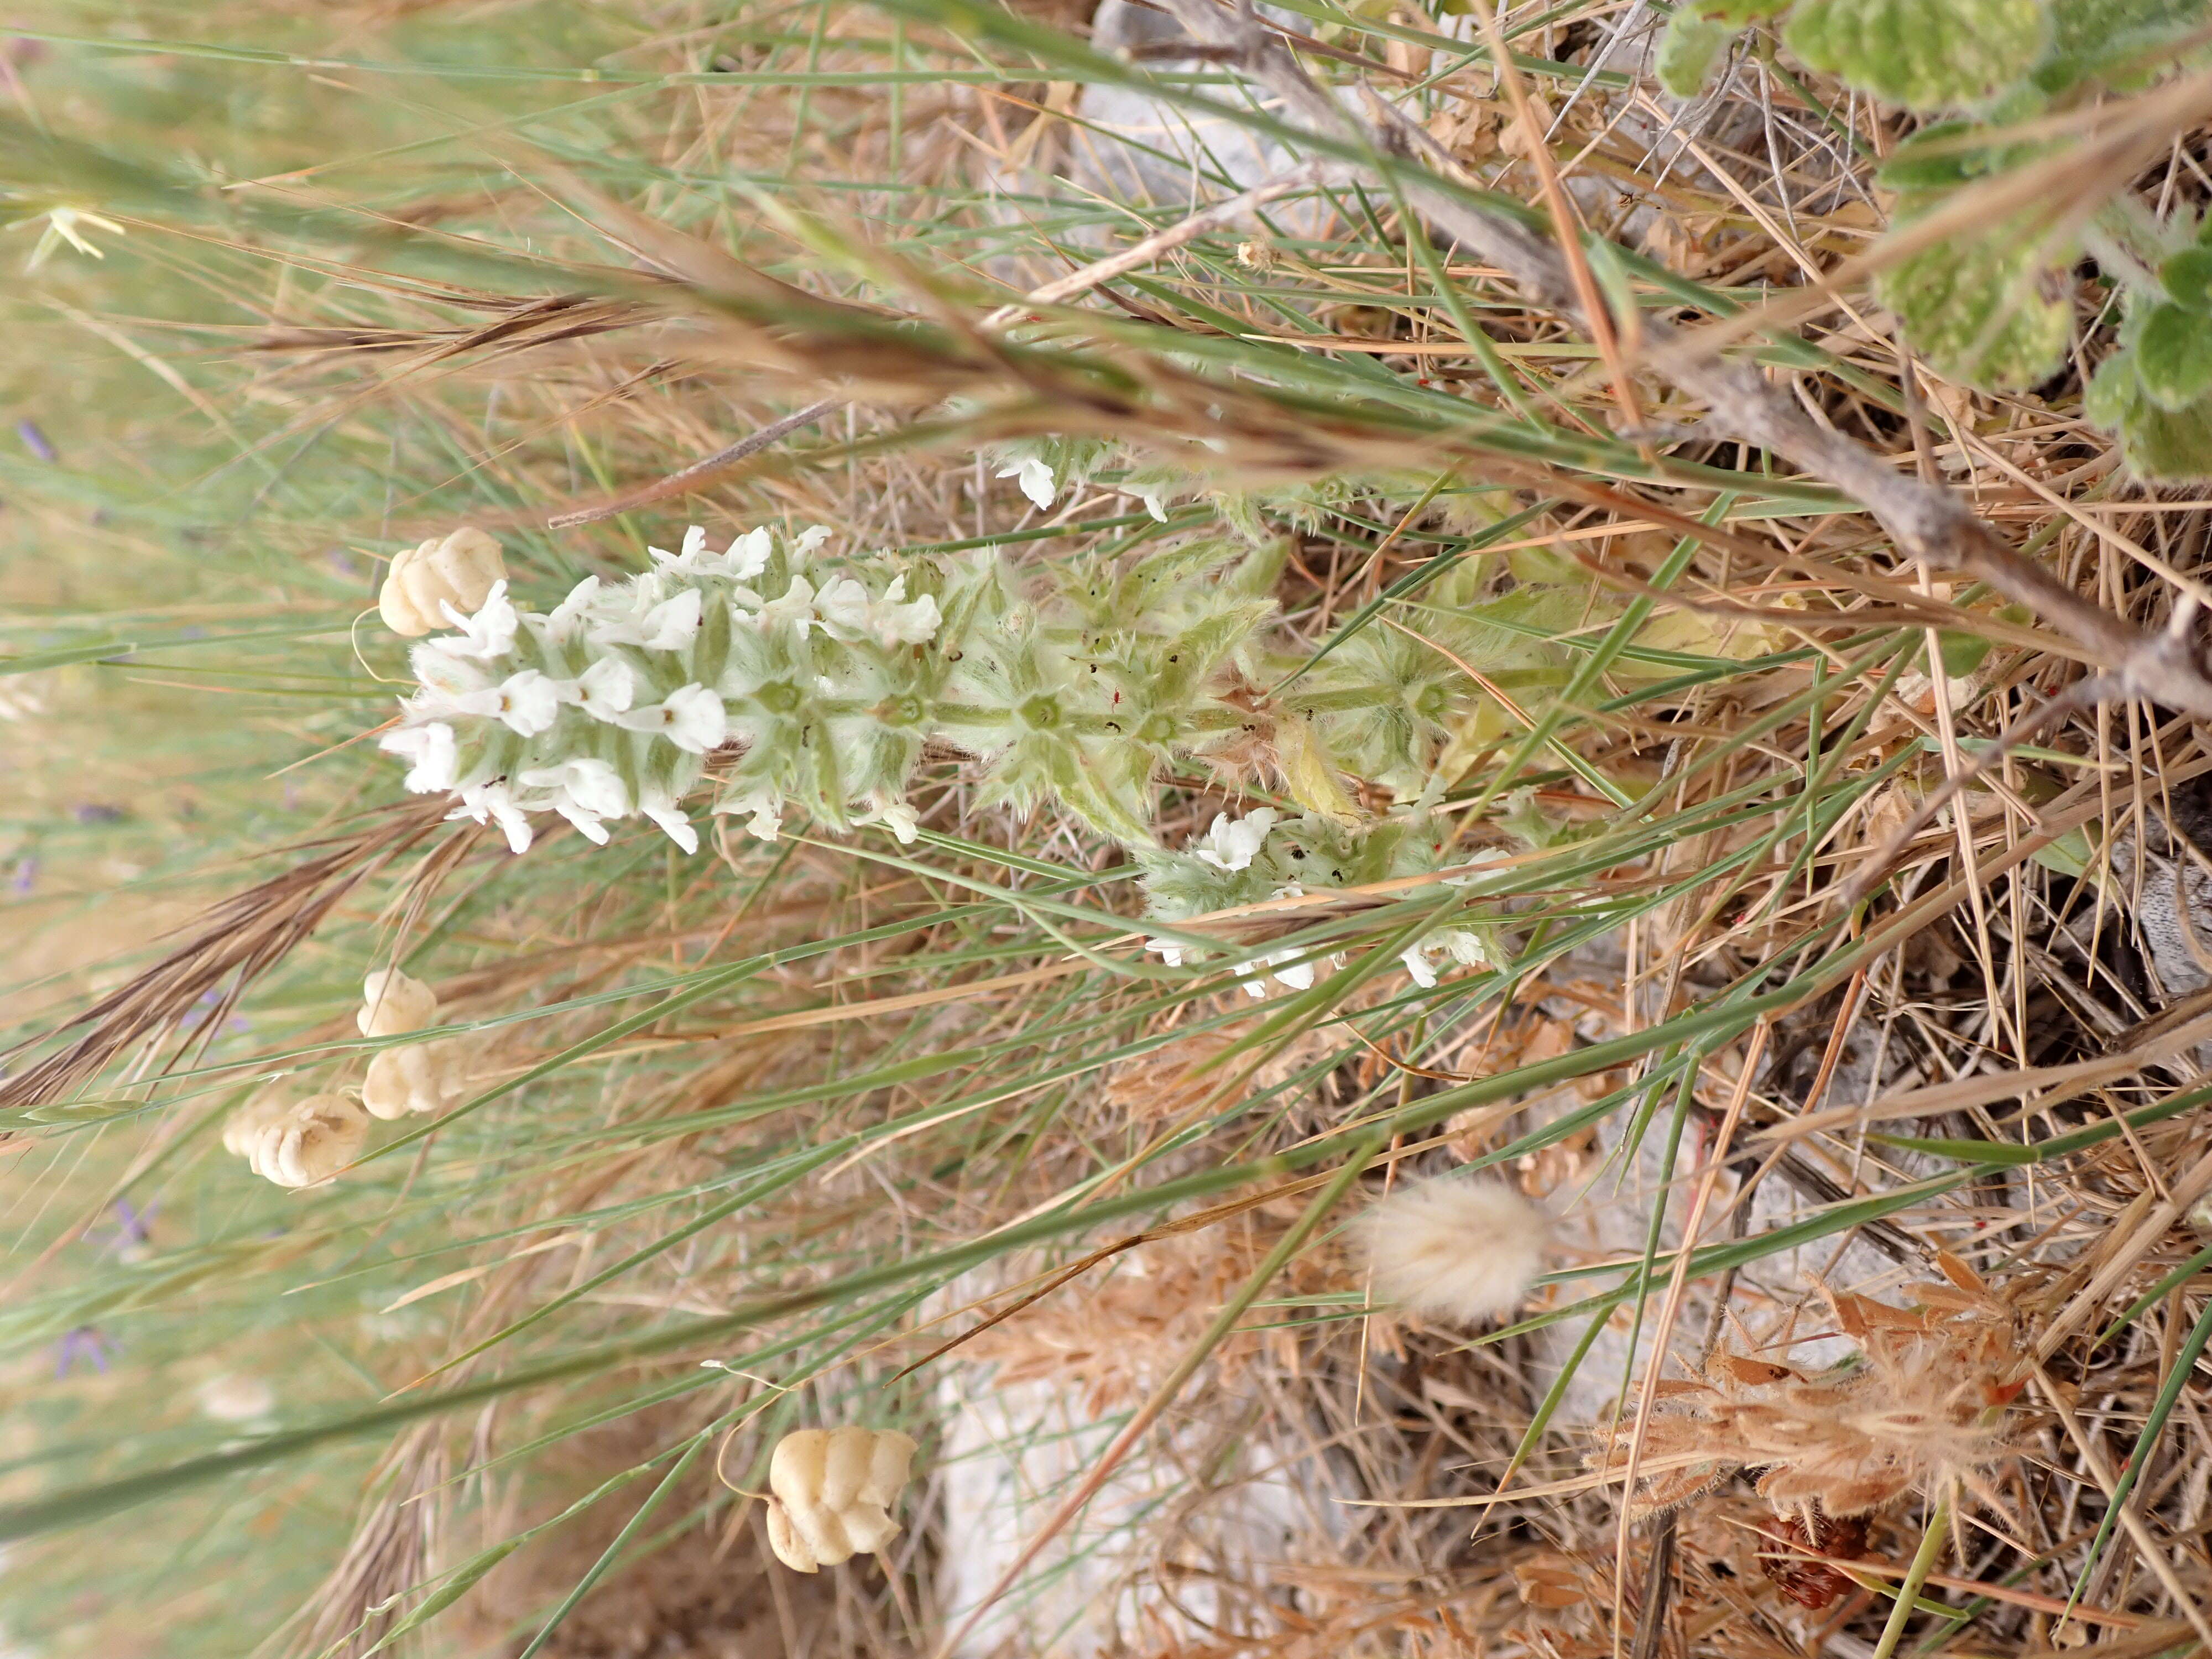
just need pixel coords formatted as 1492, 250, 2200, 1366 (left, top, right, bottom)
810, 571, 937, 649
593, 585, 702, 652
615, 684, 726, 753
793, 525, 834, 558
1402, 929, 1486, 989
715, 786, 784, 842
870, 577, 941, 646
638, 782, 700, 854
1145, 938, 1187, 968
564, 655, 635, 720
439, 580, 519, 660
495, 670, 561, 737
517, 758, 628, 843
358, 969, 438, 1038
1196, 807, 1279, 872
653, 524, 774, 580
244, 1092, 371, 1190
541, 575, 602, 644
1127, 484, 1168, 523
756, 574, 818, 638
997, 456, 1056, 510
764, 1427, 919, 1573
362, 1039, 472, 1120
379, 722, 459, 794
855, 794, 919, 844
449, 781, 534, 854
813, 576, 874, 641
1269, 951, 1315, 992
378, 528, 506, 638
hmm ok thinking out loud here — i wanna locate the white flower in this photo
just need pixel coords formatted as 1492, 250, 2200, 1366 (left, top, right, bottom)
811, 574, 943, 649
563, 656, 636, 719
448, 781, 535, 854
855, 795, 919, 844
1195, 807, 1279, 872
380, 722, 459, 794
541, 575, 602, 644
496, 670, 561, 737
1402, 928, 1487, 989
653, 524, 776, 580
518, 758, 628, 844
410, 637, 495, 701
1127, 485, 1168, 523
1269, 950, 1314, 992
757, 575, 819, 638
998, 456, 1056, 510
379, 528, 506, 638
815, 576, 875, 640
591, 583, 702, 653
715, 786, 784, 841
614, 684, 726, 753
638, 782, 700, 854
1146, 938, 1187, 968
439, 580, 518, 660
793, 525, 833, 559
871, 576, 941, 646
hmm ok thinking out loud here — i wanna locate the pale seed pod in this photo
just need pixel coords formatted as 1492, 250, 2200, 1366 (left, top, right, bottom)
763, 1426, 917, 1572
358, 968, 439, 1037
362, 1038, 472, 1120
221, 1088, 292, 1157
378, 527, 505, 637
248, 1092, 371, 1189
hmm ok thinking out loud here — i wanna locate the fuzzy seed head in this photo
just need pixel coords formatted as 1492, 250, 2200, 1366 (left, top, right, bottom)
1353, 1176, 1552, 1324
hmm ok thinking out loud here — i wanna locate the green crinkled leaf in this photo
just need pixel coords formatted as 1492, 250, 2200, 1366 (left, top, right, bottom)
1876, 216, 2073, 389
1785, 0, 2051, 108
1873, 120, 2040, 189
1656, 13, 1740, 96
2135, 302, 2212, 410
2087, 350, 2212, 482
1695, 0, 1790, 20
2162, 246, 2212, 310
2036, 0, 2211, 90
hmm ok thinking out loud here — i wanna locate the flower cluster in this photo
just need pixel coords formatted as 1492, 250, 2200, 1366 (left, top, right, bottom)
374, 523, 1301, 852
1136, 808, 1499, 994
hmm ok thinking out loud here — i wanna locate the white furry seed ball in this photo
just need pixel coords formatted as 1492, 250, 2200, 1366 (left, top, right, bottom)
1353, 1177, 1552, 1324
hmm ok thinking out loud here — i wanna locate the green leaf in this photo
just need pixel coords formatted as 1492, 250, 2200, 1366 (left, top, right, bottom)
1655, 12, 1739, 96
2036, 0, 2212, 90
1874, 121, 2025, 190
1785, 0, 2050, 108
2135, 302, 2212, 409
2163, 246, 2212, 310
2088, 349, 2212, 482
1876, 214, 2072, 390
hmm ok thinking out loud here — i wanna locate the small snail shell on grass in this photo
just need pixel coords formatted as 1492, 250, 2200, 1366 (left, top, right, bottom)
358, 968, 438, 1038
377, 528, 505, 637
764, 1427, 917, 1572
243, 1092, 371, 1189
362, 1038, 473, 1120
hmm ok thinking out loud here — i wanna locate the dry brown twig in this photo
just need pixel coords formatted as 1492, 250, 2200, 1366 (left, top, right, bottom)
1143, 0, 2212, 718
